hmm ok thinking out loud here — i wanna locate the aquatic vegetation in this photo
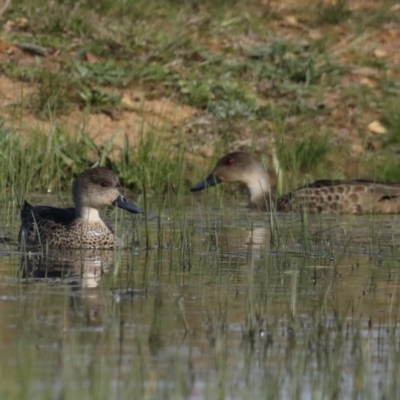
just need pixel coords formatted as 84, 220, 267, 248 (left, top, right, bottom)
0, 0, 400, 398
3, 201, 400, 399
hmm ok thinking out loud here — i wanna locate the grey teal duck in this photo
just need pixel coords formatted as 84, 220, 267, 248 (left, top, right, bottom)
19, 167, 142, 248
190, 152, 400, 214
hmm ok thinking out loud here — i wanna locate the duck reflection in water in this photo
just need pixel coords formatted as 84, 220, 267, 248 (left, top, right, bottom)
19, 249, 115, 288
19, 249, 118, 325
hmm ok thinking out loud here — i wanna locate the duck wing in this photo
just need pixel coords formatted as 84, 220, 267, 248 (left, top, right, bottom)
19, 201, 76, 245
20, 201, 75, 226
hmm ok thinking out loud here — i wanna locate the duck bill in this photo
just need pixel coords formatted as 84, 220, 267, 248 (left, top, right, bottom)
113, 195, 143, 214
190, 173, 222, 192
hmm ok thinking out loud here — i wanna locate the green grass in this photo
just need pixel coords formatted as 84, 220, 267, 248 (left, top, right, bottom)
384, 105, 400, 144
277, 133, 331, 173
316, 0, 351, 25
373, 156, 400, 182
0, 0, 399, 193
0, 120, 189, 209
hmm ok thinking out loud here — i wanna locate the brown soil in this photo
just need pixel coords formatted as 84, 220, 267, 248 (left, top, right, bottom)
0, 73, 196, 160
0, 1, 399, 167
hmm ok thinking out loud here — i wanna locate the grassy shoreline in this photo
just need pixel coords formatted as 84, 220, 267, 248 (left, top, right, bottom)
0, 0, 399, 193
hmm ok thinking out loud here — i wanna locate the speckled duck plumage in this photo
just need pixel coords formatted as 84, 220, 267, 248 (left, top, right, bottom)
19, 167, 142, 249
190, 152, 400, 214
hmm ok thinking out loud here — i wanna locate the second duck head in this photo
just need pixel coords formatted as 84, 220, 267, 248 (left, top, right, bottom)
190, 152, 271, 205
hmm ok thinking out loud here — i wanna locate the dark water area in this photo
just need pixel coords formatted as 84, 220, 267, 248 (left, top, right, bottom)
0, 196, 400, 399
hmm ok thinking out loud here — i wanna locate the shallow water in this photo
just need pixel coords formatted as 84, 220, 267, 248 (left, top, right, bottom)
1, 195, 400, 399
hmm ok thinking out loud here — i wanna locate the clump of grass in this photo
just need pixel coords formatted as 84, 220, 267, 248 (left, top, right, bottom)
384, 106, 400, 144
118, 130, 185, 198
177, 79, 214, 109
277, 133, 330, 173
30, 70, 78, 118
353, 2, 400, 29
247, 39, 342, 96
14, 0, 97, 38
0, 120, 183, 203
74, 61, 129, 87
177, 76, 256, 114
208, 98, 259, 119
78, 86, 121, 112
2, 128, 91, 194
316, 0, 351, 25
373, 156, 400, 182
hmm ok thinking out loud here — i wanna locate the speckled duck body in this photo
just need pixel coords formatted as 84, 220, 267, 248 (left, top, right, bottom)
19, 167, 142, 249
190, 152, 400, 214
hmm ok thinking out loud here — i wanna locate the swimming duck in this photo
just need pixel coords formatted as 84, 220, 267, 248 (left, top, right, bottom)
19, 167, 142, 248
190, 152, 400, 214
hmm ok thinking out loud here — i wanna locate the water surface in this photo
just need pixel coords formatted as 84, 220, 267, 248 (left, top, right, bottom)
1, 195, 400, 399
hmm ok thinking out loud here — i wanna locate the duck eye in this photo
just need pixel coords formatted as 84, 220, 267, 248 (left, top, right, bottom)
226, 158, 234, 165
100, 181, 108, 187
